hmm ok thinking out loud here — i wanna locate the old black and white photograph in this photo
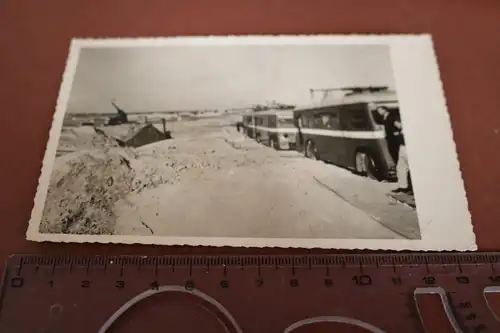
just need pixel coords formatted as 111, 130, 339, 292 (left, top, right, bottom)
27, 35, 476, 250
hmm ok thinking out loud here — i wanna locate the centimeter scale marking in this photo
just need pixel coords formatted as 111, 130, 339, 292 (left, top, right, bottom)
1, 253, 500, 333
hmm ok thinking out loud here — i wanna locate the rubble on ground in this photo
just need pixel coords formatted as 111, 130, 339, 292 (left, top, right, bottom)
40, 148, 137, 234
41, 125, 276, 235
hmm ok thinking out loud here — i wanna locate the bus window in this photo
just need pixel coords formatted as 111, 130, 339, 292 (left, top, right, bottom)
312, 111, 340, 130
269, 116, 277, 127
321, 114, 330, 127
342, 106, 371, 131
277, 117, 294, 128
313, 113, 325, 128
351, 113, 369, 129
330, 112, 340, 130
301, 114, 311, 128
326, 111, 340, 130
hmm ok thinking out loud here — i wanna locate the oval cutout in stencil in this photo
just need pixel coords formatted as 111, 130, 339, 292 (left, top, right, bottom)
283, 316, 387, 333
98, 285, 242, 333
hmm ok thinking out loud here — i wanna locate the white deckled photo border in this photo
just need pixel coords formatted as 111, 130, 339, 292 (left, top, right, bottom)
26, 34, 476, 251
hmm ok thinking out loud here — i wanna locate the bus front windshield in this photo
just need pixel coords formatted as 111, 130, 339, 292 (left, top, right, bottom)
277, 117, 295, 128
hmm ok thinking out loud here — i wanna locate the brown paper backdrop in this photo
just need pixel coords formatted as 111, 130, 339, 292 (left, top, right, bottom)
1, 0, 499, 265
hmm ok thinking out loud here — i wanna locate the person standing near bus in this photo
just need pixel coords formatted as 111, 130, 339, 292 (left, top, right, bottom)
375, 106, 400, 164
295, 115, 305, 152
392, 120, 413, 194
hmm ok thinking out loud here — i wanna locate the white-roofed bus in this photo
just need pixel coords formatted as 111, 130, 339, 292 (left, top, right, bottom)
293, 87, 400, 180
248, 109, 298, 150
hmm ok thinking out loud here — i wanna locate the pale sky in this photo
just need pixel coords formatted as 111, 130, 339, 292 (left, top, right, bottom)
66, 44, 396, 114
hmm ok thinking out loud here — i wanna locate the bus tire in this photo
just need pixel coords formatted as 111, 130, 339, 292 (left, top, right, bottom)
305, 140, 317, 160
355, 151, 380, 180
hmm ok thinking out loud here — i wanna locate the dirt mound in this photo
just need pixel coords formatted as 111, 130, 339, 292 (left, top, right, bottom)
57, 127, 121, 155
40, 145, 184, 235
40, 148, 138, 234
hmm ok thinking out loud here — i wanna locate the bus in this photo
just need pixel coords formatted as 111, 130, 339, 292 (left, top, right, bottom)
293, 88, 400, 180
243, 109, 298, 150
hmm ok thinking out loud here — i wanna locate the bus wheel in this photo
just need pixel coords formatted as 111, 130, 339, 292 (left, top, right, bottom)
355, 151, 378, 179
305, 141, 317, 160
